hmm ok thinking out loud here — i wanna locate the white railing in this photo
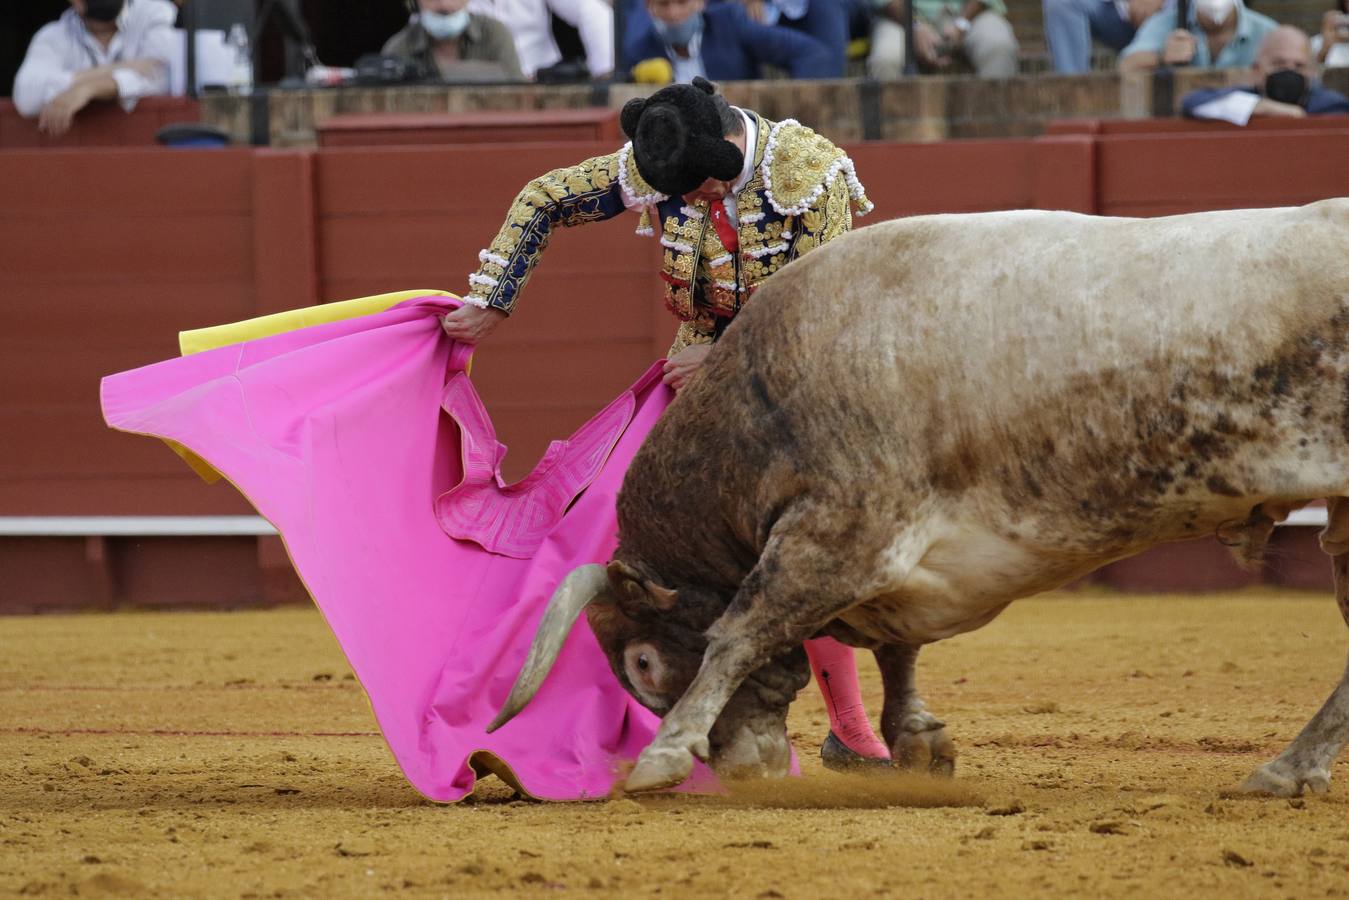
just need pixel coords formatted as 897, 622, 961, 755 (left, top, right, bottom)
0, 516, 277, 536
0, 509, 1330, 537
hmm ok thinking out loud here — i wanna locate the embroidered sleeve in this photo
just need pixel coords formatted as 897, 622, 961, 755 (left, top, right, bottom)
791, 171, 853, 260
468, 152, 630, 314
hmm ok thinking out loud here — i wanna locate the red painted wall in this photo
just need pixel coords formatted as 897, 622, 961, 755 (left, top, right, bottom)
1095, 131, 1349, 216
2, 148, 257, 516
4, 127, 1347, 519
0, 98, 201, 148
2, 125, 1348, 611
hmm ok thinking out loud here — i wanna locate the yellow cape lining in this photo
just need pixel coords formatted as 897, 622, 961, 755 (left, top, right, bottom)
129, 288, 547, 802
167, 290, 456, 484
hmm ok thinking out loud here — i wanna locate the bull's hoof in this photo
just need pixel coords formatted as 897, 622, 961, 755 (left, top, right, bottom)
892, 711, 956, 778
1238, 760, 1331, 798
820, 732, 893, 774
714, 725, 792, 781
624, 744, 695, 793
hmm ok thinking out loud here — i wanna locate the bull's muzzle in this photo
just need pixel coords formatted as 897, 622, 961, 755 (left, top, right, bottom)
486, 563, 608, 733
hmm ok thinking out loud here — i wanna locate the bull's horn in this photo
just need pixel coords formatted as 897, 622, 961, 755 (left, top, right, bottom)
487, 564, 609, 733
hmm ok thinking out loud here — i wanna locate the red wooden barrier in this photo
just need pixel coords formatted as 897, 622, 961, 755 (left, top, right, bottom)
0, 148, 258, 517
848, 140, 1037, 214
316, 108, 621, 147
2, 124, 1344, 609
1095, 130, 1349, 216
1046, 115, 1349, 136
0, 97, 202, 148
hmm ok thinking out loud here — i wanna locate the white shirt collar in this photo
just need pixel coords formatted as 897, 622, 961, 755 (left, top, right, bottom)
668, 30, 706, 84
730, 108, 757, 194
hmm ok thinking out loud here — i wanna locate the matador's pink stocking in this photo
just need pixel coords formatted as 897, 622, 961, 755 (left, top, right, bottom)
804, 637, 890, 759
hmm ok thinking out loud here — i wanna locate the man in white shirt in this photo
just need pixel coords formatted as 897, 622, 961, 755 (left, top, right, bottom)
467, 0, 613, 79
13, 0, 177, 137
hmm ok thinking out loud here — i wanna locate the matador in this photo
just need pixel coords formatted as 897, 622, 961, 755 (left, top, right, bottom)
442, 77, 890, 770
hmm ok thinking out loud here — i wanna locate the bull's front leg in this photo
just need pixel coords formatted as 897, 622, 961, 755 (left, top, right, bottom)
624, 518, 862, 793
1239, 498, 1349, 797
875, 643, 956, 777
621, 630, 771, 793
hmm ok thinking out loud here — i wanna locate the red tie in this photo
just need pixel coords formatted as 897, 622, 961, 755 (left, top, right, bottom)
708, 200, 739, 254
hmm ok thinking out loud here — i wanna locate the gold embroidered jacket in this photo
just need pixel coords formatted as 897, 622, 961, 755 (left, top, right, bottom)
466, 112, 873, 353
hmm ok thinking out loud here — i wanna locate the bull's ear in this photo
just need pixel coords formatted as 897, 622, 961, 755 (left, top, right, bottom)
606, 559, 643, 586
606, 560, 646, 607
606, 560, 679, 612
644, 580, 678, 611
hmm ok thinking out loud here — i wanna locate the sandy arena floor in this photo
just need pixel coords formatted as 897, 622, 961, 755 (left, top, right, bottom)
3, 589, 1349, 898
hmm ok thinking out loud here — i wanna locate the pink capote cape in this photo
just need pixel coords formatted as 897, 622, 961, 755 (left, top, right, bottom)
100, 293, 723, 802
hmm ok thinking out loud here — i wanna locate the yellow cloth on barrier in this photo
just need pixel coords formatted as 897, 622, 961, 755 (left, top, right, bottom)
168, 289, 457, 482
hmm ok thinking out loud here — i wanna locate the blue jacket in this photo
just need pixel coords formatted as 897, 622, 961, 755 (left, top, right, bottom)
1183, 84, 1349, 121
623, 4, 835, 81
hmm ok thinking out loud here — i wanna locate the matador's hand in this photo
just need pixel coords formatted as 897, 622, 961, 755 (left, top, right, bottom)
662, 344, 712, 392
440, 304, 506, 344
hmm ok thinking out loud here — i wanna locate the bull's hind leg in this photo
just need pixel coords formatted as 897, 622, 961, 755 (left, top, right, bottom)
875, 644, 956, 776
624, 514, 879, 793
1240, 497, 1349, 797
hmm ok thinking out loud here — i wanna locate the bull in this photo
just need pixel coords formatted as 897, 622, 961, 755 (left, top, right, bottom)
489, 199, 1349, 796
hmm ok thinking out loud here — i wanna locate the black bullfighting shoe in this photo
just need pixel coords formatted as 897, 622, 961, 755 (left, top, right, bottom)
820, 731, 894, 773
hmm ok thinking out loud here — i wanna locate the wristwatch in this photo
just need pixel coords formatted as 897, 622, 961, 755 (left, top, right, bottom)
952, 16, 972, 32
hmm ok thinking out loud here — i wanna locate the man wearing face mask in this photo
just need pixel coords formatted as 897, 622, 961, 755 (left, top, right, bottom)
625, 0, 836, 81
382, 0, 523, 82
442, 77, 896, 772
1119, 0, 1277, 70
1183, 25, 1349, 123
13, 0, 177, 137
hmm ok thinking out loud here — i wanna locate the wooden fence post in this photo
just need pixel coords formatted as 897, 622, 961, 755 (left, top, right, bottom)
251, 149, 320, 314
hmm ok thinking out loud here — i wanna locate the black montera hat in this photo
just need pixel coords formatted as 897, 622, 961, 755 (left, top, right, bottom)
619, 76, 745, 198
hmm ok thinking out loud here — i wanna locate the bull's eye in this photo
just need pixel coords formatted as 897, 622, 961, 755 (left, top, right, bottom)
623, 642, 668, 711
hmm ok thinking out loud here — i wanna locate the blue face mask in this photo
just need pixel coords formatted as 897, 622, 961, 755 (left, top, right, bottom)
653, 14, 703, 47
421, 9, 470, 40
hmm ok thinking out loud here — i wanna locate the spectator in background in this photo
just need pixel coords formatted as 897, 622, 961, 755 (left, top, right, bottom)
467, 0, 614, 79
13, 0, 176, 136
626, 0, 836, 81
382, 0, 524, 81
1312, 0, 1349, 67
732, 0, 851, 76
1183, 25, 1349, 122
1042, 0, 1164, 73
1119, 0, 1277, 70
868, 0, 1020, 78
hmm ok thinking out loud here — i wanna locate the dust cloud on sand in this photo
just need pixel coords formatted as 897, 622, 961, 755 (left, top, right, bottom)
3, 591, 1349, 897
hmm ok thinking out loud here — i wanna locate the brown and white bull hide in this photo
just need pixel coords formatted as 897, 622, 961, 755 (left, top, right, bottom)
492, 199, 1349, 797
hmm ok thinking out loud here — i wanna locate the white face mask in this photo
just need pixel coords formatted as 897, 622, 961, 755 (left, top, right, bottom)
1195, 0, 1236, 26
421, 8, 470, 40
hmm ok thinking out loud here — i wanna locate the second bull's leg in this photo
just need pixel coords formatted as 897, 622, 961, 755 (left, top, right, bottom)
1240, 497, 1349, 796
874, 643, 956, 777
